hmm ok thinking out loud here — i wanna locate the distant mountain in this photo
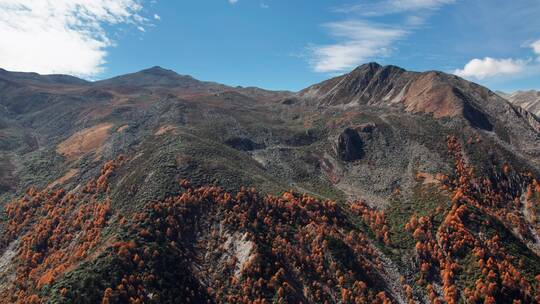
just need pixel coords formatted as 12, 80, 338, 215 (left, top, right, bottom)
499, 90, 540, 117
0, 64, 540, 304
0, 68, 90, 86
94, 66, 230, 94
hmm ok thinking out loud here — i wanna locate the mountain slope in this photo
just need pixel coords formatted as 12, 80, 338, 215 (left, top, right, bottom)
499, 90, 540, 117
0, 64, 540, 303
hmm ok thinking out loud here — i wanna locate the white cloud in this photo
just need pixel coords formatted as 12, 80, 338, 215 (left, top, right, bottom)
309, 21, 407, 73
154, 14, 161, 20
308, 0, 454, 74
335, 0, 455, 15
531, 39, 540, 56
0, 0, 146, 77
454, 57, 527, 80
454, 39, 540, 81
229, 0, 238, 4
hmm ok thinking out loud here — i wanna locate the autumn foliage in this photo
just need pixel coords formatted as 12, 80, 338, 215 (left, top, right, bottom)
1, 135, 540, 303
0, 156, 124, 303
350, 200, 391, 245
94, 183, 396, 303
404, 136, 540, 303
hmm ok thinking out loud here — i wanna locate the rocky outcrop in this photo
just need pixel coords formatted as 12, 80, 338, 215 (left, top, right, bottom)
462, 101, 493, 131
335, 128, 364, 161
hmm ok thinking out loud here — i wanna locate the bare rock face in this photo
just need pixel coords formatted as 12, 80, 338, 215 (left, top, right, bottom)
335, 128, 364, 161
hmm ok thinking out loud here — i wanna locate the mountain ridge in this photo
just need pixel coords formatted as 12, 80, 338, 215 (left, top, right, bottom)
2, 63, 538, 122
499, 90, 540, 117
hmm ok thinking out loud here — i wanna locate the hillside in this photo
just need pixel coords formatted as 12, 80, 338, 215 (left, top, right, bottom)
499, 90, 540, 117
0, 64, 540, 303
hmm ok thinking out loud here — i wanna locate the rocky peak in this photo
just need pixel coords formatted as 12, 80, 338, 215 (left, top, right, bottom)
298, 62, 410, 107
139, 66, 191, 79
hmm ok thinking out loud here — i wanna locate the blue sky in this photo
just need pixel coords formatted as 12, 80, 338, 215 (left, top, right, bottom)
0, 0, 539, 92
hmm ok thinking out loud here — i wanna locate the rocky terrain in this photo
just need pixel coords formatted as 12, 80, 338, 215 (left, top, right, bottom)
0, 63, 539, 303
498, 90, 540, 117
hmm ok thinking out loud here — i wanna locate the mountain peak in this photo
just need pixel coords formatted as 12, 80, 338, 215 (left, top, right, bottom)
299, 62, 409, 108
345, 63, 407, 82
349, 62, 406, 74
96, 66, 201, 88
136, 66, 198, 81
299, 62, 524, 126
94, 66, 231, 95
148, 65, 167, 71
139, 66, 186, 77
355, 62, 382, 70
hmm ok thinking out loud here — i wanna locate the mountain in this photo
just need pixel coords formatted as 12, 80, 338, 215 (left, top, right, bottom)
300, 63, 539, 132
95, 66, 228, 92
499, 90, 540, 117
0, 64, 540, 303
0, 68, 90, 86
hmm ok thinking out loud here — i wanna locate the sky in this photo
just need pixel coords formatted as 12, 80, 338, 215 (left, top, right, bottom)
0, 0, 539, 93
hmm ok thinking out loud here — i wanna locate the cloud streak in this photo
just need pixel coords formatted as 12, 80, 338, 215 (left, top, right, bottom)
309, 21, 407, 73
334, 0, 455, 16
308, 0, 454, 74
0, 0, 147, 77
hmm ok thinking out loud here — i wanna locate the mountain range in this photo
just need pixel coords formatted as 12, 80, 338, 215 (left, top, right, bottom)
0, 63, 539, 304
